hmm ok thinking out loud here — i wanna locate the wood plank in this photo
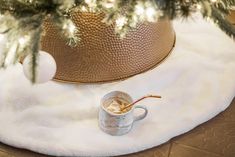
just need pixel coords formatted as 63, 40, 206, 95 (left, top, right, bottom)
169, 143, 223, 157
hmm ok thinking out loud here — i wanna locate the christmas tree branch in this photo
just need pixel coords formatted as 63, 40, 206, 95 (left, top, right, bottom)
211, 6, 235, 39
30, 26, 43, 83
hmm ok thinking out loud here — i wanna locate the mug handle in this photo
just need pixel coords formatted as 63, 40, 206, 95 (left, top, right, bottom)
133, 105, 148, 122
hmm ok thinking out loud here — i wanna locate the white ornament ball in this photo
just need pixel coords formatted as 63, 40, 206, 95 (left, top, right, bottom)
23, 51, 57, 83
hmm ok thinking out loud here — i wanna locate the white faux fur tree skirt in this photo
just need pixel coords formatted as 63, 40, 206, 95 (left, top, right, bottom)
0, 16, 235, 157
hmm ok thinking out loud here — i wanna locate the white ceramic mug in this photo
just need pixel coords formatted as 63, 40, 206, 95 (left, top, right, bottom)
99, 91, 148, 136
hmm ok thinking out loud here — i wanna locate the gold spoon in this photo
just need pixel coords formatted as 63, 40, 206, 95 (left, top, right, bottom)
120, 95, 161, 112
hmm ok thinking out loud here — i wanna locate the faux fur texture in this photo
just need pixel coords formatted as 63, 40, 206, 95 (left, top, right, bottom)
0, 16, 235, 157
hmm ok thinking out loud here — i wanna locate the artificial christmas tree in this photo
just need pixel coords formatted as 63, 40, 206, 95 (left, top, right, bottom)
0, 0, 234, 83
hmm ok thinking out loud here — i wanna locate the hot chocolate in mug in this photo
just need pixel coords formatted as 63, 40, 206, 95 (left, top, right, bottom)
99, 91, 148, 136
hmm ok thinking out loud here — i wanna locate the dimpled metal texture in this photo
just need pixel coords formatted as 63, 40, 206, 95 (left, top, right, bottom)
41, 12, 175, 83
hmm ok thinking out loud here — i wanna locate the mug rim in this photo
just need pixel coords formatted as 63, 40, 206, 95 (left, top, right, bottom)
101, 91, 134, 116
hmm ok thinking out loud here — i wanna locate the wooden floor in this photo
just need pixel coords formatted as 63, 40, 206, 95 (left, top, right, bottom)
0, 98, 234, 157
